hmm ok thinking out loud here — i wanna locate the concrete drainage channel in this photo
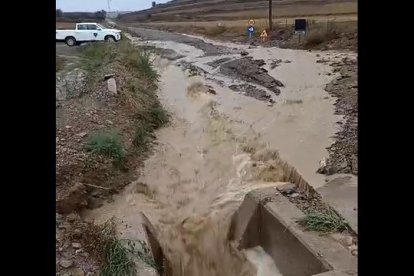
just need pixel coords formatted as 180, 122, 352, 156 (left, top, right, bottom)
140, 184, 357, 276
228, 186, 357, 276
134, 157, 356, 275
100, 24, 357, 276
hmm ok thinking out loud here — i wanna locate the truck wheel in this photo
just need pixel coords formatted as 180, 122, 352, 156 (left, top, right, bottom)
105, 35, 115, 42
65, 37, 76, 47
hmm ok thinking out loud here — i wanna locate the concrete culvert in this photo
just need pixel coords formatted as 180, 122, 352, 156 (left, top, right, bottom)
228, 187, 357, 276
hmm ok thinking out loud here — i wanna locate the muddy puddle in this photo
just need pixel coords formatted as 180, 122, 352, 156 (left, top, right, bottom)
83, 31, 353, 275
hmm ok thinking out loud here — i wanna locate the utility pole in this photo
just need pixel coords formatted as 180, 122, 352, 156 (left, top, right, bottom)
269, 0, 273, 31
108, 0, 112, 12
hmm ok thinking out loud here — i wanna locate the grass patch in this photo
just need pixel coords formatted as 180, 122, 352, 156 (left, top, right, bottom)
134, 240, 159, 269
101, 220, 159, 275
135, 104, 169, 130
120, 45, 159, 82
305, 30, 326, 46
304, 22, 345, 47
100, 223, 136, 276
80, 42, 115, 70
204, 25, 227, 37
299, 208, 348, 233
133, 125, 151, 150
85, 129, 125, 164
82, 219, 158, 276
148, 104, 169, 129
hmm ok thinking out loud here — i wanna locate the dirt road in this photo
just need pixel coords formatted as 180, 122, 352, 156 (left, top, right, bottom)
81, 27, 357, 274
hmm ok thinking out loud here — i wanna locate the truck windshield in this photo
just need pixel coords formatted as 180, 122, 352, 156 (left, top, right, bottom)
96, 24, 106, 29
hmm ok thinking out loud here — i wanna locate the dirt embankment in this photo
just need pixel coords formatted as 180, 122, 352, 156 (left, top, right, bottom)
56, 40, 168, 275
318, 57, 357, 175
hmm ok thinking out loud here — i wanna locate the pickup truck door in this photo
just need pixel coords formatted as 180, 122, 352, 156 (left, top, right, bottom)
86, 24, 102, 41
76, 24, 93, 41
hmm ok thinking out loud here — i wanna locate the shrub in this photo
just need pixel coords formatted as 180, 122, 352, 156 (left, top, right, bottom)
305, 30, 326, 46
85, 129, 125, 163
300, 208, 348, 233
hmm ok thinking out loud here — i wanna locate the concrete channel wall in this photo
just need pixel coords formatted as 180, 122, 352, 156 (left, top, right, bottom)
228, 186, 357, 276
138, 212, 168, 276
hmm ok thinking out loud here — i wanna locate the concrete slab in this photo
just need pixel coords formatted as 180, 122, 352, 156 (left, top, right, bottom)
317, 174, 358, 233
229, 187, 357, 276
140, 212, 167, 274
118, 212, 167, 276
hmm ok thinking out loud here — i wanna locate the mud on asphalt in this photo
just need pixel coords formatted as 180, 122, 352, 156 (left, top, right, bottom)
124, 25, 358, 175
125, 26, 285, 103
124, 26, 358, 176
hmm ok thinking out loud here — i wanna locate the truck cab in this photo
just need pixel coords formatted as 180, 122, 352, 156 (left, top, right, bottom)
56, 23, 122, 46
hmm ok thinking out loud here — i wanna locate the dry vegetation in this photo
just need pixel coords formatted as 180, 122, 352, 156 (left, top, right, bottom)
56, 38, 168, 275
56, 21, 76, 29
118, 0, 357, 51
132, 18, 357, 51
56, 39, 168, 213
120, 0, 357, 22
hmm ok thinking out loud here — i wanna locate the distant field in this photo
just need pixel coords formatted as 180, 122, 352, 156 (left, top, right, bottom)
56, 21, 106, 30
153, 3, 357, 20
56, 21, 76, 29
141, 14, 357, 29
120, 0, 357, 22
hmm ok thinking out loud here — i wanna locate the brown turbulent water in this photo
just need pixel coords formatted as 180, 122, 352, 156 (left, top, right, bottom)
83, 32, 354, 275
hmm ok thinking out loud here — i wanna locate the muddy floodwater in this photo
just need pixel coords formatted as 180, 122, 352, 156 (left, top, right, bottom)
83, 30, 355, 275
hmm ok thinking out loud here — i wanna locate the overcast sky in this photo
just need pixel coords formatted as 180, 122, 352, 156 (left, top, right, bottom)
56, 0, 170, 12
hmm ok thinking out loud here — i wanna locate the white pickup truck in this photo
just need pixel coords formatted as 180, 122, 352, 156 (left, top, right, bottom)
56, 22, 122, 46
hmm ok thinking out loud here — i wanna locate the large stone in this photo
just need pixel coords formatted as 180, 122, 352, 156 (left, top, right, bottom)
59, 259, 74, 268
107, 78, 117, 95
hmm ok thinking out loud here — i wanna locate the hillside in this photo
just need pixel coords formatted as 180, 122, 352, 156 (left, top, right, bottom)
120, 0, 357, 22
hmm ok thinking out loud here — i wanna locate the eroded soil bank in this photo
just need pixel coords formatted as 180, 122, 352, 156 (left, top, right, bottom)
56, 39, 169, 275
